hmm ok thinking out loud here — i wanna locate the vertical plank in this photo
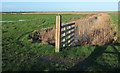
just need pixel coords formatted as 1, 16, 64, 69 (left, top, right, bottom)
55, 16, 61, 52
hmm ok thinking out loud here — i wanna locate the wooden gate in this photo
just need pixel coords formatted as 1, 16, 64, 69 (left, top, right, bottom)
55, 15, 75, 52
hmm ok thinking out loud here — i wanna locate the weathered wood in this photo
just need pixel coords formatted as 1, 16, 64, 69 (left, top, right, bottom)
55, 16, 61, 52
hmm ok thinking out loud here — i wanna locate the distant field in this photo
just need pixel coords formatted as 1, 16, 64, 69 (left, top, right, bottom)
2, 13, 120, 71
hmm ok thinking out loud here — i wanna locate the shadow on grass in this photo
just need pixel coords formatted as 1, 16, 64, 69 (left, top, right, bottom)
104, 44, 120, 71
67, 46, 107, 71
67, 43, 120, 71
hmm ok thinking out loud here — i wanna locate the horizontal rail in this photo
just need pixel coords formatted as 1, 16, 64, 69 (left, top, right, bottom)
61, 31, 74, 40
61, 37, 74, 47
61, 35, 74, 44
67, 38, 74, 46
61, 22, 75, 28
61, 27, 75, 34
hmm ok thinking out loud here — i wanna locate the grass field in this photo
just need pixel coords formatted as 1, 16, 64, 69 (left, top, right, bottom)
2, 13, 120, 71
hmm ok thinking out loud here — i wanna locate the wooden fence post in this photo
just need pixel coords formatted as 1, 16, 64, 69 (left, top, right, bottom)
55, 15, 61, 52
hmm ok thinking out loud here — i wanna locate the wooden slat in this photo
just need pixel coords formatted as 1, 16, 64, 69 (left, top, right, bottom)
61, 35, 74, 44
61, 31, 74, 40
61, 27, 75, 34
67, 38, 74, 46
61, 37, 74, 47
61, 22, 75, 28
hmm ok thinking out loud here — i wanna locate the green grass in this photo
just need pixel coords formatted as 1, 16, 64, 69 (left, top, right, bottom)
109, 13, 120, 43
2, 13, 120, 71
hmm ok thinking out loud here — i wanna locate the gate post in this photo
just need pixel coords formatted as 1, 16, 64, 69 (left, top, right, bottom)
55, 15, 61, 52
